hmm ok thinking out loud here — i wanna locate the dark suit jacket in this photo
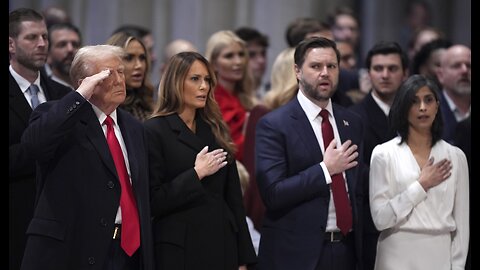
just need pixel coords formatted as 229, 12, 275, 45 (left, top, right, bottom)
350, 93, 396, 228
350, 92, 396, 166
144, 114, 257, 270
9, 70, 71, 270
335, 68, 358, 107
20, 91, 154, 270
454, 115, 471, 174
350, 92, 396, 270
439, 91, 460, 144
255, 97, 364, 270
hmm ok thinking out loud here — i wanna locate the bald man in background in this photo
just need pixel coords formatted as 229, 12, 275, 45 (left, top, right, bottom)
436, 44, 471, 144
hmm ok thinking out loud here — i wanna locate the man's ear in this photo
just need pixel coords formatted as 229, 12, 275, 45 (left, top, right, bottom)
294, 64, 300, 78
9, 37, 15, 54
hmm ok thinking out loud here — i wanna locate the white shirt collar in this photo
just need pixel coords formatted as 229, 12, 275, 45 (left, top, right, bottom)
371, 91, 391, 116
442, 89, 471, 121
9, 65, 41, 93
92, 104, 118, 126
297, 89, 333, 122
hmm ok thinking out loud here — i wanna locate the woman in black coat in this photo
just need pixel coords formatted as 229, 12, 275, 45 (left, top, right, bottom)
144, 51, 257, 270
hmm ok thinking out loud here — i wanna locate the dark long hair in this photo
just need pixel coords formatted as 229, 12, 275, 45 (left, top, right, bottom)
389, 74, 443, 146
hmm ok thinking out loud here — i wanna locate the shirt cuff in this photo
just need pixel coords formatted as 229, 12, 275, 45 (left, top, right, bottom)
320, 162, 332, 184
406, 180, 427, 205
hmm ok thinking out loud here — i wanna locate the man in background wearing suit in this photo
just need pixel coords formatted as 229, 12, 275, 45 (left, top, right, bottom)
20, 45, 154, 270
9, 8, 71, 270
255, 37, 364, 270
436, 44, 471, 144
349, 41, 409, 270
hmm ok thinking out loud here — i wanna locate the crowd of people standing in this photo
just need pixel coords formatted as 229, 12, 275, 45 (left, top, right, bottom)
10, 4, 470, 270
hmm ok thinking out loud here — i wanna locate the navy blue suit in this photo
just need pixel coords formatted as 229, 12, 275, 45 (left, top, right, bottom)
255, 97, 364, 270
439, 91, 460, 144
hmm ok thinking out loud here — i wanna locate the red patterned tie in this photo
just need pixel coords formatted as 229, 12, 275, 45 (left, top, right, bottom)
319, 110, 352, 235
104, 115, 140, 256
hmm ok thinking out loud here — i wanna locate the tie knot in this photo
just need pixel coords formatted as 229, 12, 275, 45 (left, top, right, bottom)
319, 109, 329, 120
29, 84, 39, 95
104, 115, 114, 127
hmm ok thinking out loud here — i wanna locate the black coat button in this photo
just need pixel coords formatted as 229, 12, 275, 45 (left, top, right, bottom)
100, 218, 107, 227
107, 181, 115, 189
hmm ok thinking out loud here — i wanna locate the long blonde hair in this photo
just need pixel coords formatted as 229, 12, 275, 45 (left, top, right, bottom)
151, 51, 236, 157
205, 30, 257, 110
263, 47, 298, 110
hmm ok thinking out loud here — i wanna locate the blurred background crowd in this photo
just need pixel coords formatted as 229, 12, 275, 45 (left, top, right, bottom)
9, 0, 470, 85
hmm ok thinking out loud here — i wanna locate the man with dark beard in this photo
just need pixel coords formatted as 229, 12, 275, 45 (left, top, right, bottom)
44, 22, 82, 89
255, 37, 365, 270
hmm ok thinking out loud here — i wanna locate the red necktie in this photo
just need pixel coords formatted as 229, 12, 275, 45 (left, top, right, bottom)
104, 115, 140, 256
319, 110, 352, 235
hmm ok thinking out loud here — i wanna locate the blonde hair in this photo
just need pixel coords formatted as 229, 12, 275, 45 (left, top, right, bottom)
205, 30, 257, 110
235, 160, 250, 195
263, 47, 298, 109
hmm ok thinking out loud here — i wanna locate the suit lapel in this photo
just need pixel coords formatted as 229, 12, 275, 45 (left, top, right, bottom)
39, 72, 51, 101
40, 68, 60, 101
166, 114, 206, 152
289, 99, 323, 162
83, 109, 118, 179
439, 92, 457, 137
332, 105, 357, 197
9, 72, 33, 124
117, 111, 140, 187
364, 93, 390, 138
333, 105, 350, 144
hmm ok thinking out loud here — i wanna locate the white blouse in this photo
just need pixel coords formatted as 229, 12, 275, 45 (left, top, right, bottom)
369, 136, 469, 269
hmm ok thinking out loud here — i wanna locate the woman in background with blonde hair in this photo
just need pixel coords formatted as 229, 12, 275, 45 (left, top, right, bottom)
262, 47, 298, 109
242, 47, 298, 231
144, 51, 257, 270
205, 30, 258, 162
